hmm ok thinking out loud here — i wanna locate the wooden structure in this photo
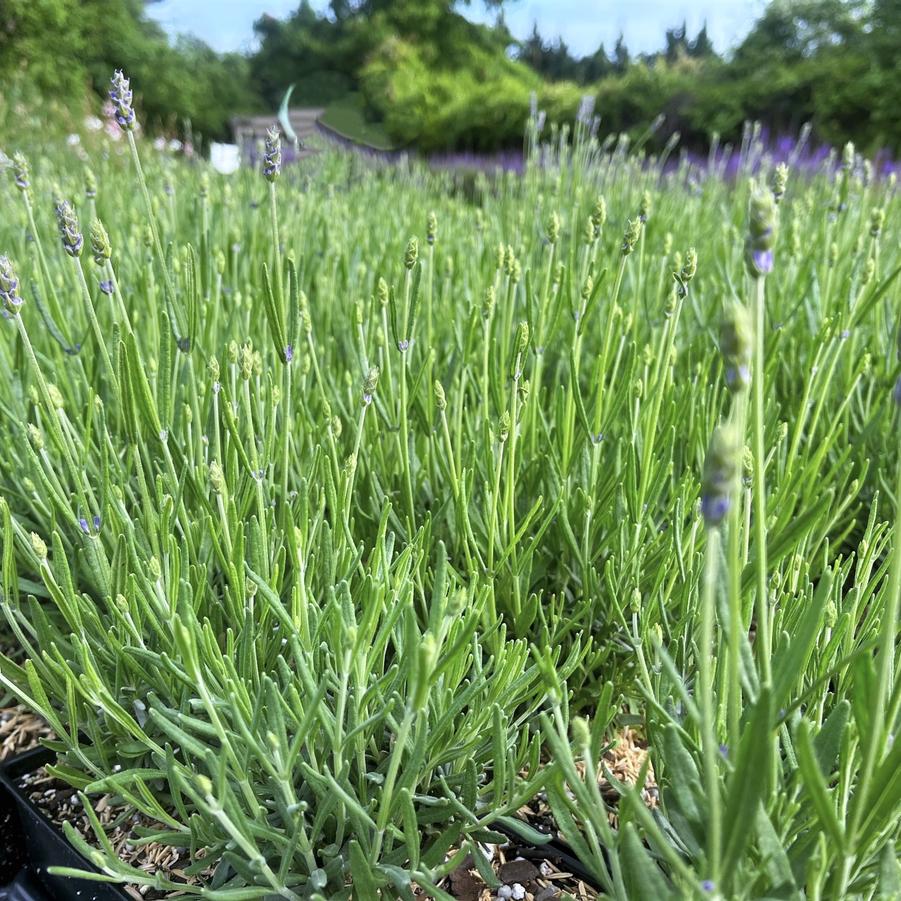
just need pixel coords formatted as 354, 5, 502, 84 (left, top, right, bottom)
230, 108, 325, 162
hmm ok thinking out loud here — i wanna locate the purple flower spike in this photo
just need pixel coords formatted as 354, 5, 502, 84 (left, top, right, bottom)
283, 344, 294, 363
0, 256, 23, 310
701, 880, 715, 893
55, 201, 83, 258
79, 517, 90, 534
93, 515, 101, 531
752, 249, 774, 274
109, 70, 136, 130
725, 364, 751, 389
99, 280, 114, 295
701, 494, 730, 524
263, 126, 281, 182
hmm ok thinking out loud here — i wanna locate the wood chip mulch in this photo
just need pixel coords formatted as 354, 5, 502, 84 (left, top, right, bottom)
18, 766, 214, 900
409, 729, 657, 899
4, 725, 655, 900
413, 845, 598, 900
595, 726, 658, 818
0, 705, 54, 761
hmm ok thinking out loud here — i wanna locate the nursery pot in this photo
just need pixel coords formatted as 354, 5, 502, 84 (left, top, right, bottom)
0, 747, 129, 901
0, 748, 601, 900
493, 819, 603, 890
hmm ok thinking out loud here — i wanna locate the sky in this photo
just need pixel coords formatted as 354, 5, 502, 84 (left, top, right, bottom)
145, 1, 765, 58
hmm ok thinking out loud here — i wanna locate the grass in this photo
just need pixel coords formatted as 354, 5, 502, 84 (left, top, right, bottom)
319, 93, 399, 151
0, 79, 899, 899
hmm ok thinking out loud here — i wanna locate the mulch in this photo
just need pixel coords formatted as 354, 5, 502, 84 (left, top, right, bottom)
0, 705, 53, 761
2, 709, 654, 900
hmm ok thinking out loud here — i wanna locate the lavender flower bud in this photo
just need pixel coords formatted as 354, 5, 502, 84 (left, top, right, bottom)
362, 366, 379, 406
434, 379, 446, 411
30, 532, 48, 561
582, 216, 595, 245
591, 196, 606, 236
581, 274, 593, 302
639, 190, 652, 223
498, 410, 511, 442
0, 256, 23, 311
622, 218, 642, 256
413, 633, 438, 711
404, 237, 418, 270
90, 220, 111, 265
720, 303, 752, 392
263, 126, 281, 181
546, 210, 560, 244
11, 152, 30, 193
55, 201, 83, 257
841, 142, 855, 172
209, 461, 225, 494
745, 190, 778, 277
701, 425, 740, 527
862, 257, 875, 285
483, 285, 495, 317
516, 320, 530, 355
376, 277, 389, 307
771, 163, 788, 203
84, 168, 97, 200
427, 211, 437, 245
678, 247, 698, 294
109, 70, 136, 130
870, 207, 885, 238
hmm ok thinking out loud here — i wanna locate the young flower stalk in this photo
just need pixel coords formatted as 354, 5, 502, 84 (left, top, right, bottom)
720, 301, 752, 747
263, 125, 286, 310
56, 201, 119, 395
344, 366, 379, 522
111, 70, 188, 351
699, 424, 741, 890
745, 188, 778, 687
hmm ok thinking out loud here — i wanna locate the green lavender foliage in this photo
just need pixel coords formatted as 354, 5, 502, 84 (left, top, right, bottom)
0, 99, 899, 898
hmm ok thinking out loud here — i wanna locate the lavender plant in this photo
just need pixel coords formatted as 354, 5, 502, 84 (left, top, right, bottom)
0, 70, 898, 898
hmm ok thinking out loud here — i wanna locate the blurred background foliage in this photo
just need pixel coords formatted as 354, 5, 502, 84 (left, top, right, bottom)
1, 0, 899, 154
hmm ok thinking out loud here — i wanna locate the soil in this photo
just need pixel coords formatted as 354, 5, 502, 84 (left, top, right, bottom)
6, 727, 655, 900
413, 846, 599, 900
17, 766, 213, 901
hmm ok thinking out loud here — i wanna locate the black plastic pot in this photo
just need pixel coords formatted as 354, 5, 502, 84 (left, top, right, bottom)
0, 748, 129, 901
493, 820, 603, 889
0, 747, 599, 900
